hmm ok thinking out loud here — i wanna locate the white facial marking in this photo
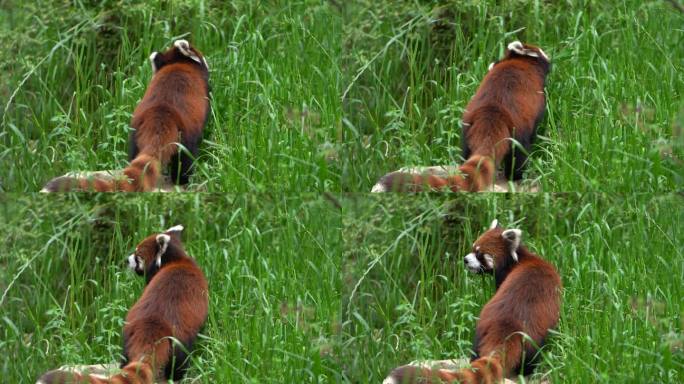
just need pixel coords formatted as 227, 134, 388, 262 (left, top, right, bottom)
475, 246, 481, 251
464, 252, 481, 272
488, 62, 495, 71
173, 39, 202, 64
371, 183, 387, 193
149, 52, 158, 72
484, 254, 494, 269
490, 219, 498, 229
127, 253, 137, 271
165, 224, 184, 233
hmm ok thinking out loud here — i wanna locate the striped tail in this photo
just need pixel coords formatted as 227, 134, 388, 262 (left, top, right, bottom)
41, 154, 161, 192
371, 155, 495, 193
384, 356, 503, 384
36, 362, 154, 384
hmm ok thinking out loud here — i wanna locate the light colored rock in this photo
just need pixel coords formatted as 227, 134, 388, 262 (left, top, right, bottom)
379, 165, 540, 193
41, 169, 189, 192
387, 358, 550, 384
55, 363, 118, 378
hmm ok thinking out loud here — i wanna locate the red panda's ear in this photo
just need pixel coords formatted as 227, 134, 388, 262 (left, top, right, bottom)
489, 219, 500, 230
174, 40, 203, 65
501, 229, 522, 262
149, 52, 160, 73
507, 41, 525, 55
164, 224, 184, 241
165, 224, 184, 233
155, 234, 171, 267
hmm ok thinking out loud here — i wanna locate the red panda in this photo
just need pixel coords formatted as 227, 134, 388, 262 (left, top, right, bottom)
384, 219, 561, 384
36, 225, 209, 384
372, 41, 550, 193
42, 39, 210, 192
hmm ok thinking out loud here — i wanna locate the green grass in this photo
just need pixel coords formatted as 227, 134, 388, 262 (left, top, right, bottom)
341, 193, 683, 382
0, 0, 342, 192
0, 194, 342, 382
2, 1, 682, 192
342, 0, 683, 192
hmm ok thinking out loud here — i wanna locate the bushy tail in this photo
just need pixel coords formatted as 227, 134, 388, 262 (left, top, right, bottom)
36, 361, 154, 384
41, 154, 161, 192
384, 356, 503, 384
37, 333, 171, 384
372, 155, 496, 193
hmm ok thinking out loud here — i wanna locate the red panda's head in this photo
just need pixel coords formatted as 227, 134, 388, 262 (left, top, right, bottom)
463, 219, 522, 274
149, 39, 209, 74
505, 41, 549, 62
127, 225, 185, 276
488, 41, 550, 72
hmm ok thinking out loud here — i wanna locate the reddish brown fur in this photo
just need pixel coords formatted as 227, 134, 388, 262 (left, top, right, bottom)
375, 42, 550, 192
385, 222, 561, 383
37, 227, 209, 384
43, 40, 210, 192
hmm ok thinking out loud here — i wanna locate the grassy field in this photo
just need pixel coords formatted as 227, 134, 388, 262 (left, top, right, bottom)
341, 194, 683, 383
342, 0, 683, 192
2, 1, 682, 193
0, 0, 342, 192
0, 194, 343, 382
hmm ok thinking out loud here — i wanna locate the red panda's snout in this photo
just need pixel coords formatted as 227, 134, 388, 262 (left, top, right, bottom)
127, 252, 145, 275
464, 247, 495, 274
464, 219, 525, 274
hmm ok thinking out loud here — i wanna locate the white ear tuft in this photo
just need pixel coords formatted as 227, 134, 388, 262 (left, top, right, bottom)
507, 41, 525, 54
155, 234, 170, 267
489, 219, 499, 230
488, 62, 495, 71
174, 39, 190, 52
174, 39, 202, 64
538, 48, 550, 61
149, 52, 158, 73
501, 228, 521, 243
156, 233, 170, 245
501, 229, 522, 262
165, 225, 184, 233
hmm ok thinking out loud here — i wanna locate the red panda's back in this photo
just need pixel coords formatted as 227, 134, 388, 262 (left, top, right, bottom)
478, 257, 561, 346
127, 261, 208, 341
133, 63, 209, 138
465, 59, 546, 132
